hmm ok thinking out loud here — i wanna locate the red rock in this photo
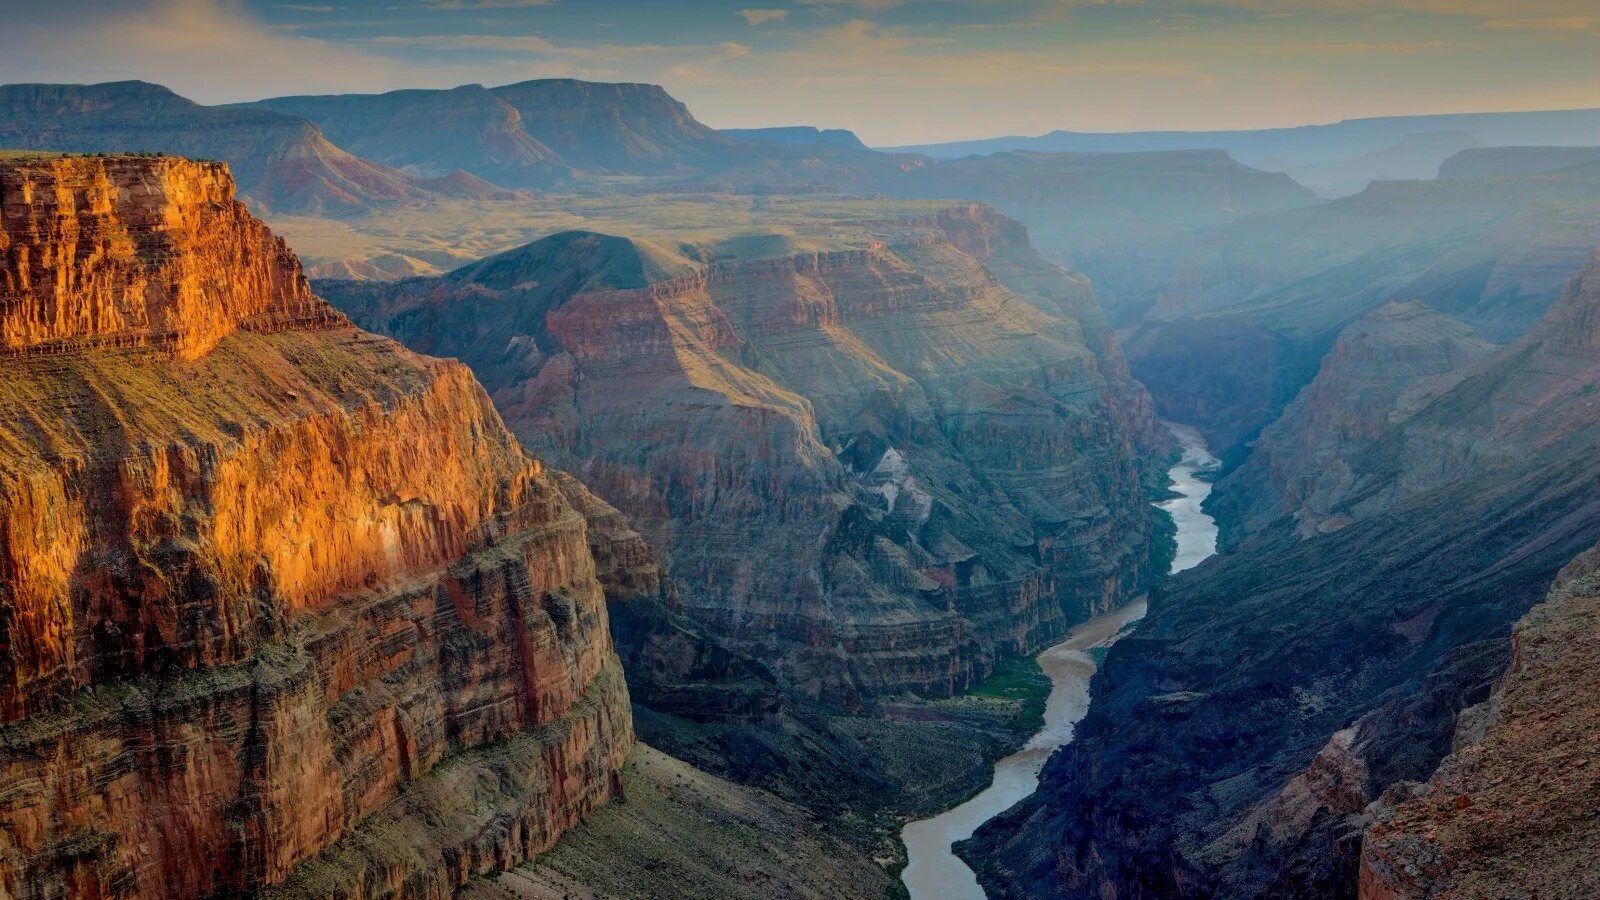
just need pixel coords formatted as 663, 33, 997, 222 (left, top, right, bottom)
0, 155, 632, 899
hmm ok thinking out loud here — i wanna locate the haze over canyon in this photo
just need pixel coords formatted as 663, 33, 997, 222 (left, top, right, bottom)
0, 1, 1597, 898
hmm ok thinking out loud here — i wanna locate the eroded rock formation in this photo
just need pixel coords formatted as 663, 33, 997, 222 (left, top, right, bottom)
320, 203, 1170, 705
0, 155, 631, 898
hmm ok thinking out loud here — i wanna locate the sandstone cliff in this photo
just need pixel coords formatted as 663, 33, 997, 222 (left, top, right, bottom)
968, 248, 1600, 897
320, 204, 1169, 705
0, 155, 632, 898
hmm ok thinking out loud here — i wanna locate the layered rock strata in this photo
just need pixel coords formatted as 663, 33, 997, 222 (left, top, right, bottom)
321, 203, 1169, 705
0, 155, 631, 899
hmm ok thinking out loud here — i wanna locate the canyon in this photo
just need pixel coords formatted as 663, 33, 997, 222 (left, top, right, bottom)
1, 63, 1598, 900
0, 154, 631, 898
969, 247, 1600, 898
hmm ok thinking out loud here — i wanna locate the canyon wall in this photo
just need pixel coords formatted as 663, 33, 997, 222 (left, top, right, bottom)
0, 155, 632, 898
969, 248, 1600, 897
1359, 540, 1600, 899
1207, 301, 1494, 546
320, 203, 1170, 706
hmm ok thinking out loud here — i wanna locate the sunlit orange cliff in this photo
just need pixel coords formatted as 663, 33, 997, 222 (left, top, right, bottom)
0, 154, 632, 898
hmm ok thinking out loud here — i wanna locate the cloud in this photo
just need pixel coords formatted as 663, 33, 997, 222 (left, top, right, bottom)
1483, 16, 1597, 30
797, 0, 906, 13
409, 0, 556, 9
364, 33, 576, 54
0, 0, 586, 102
738, 8, 790, 26
274, 3, 335, 10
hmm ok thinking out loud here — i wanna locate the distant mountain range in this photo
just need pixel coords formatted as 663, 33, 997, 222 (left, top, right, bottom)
253, 80, 752, 188
883, 108, 1600, 197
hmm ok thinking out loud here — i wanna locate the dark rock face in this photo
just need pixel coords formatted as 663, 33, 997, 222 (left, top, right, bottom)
319, 203, 1170, 705
969, 250, 1600, 898
0, 156, 632, 899
0, 81, 437, 215
1360, 542, 1600, 900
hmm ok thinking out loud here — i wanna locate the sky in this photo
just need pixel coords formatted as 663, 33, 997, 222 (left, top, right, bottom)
0, 0, 1595, 146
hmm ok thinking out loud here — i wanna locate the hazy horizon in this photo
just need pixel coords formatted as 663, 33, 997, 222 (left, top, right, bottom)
1, 0, 1595, 146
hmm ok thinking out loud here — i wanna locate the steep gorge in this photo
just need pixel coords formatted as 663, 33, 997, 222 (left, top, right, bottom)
969, 248, 1600, 897
0, 155, 632, 898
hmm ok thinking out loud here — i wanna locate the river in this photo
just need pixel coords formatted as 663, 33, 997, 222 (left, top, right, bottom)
899, 422, 1220, 900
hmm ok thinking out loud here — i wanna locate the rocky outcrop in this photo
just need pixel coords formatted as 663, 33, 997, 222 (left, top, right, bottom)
0, 155, 335, 359
1208, 301, 1493, 545
320, 203, 1169, 705
0, 156, 632, 898
968, 249, 1600, 898
1359, 542, 1600, 900
0, 81, 445, 216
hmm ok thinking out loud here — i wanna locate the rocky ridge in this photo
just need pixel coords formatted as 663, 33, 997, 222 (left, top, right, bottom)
0, 155, 632, 898
1120, 160, 1600, 457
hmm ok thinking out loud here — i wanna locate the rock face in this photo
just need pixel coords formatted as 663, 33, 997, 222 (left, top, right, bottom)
320, 203, 1169, 705
0, 155, 335, 359
1359, 542, 1600, 900
1208, 301, 1493, 545
968, 249, 1600, 898
0, 155, 632, 898
0, 81, 441, 215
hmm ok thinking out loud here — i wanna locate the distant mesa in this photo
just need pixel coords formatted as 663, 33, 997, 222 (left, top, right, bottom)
883, 107, 1600, 197
723, 126, 870, 150
1438, 145, 1600, 180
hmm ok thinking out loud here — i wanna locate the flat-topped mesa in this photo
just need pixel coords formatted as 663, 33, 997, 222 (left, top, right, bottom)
0, 154, 340, 359
0, 156, 631, 898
